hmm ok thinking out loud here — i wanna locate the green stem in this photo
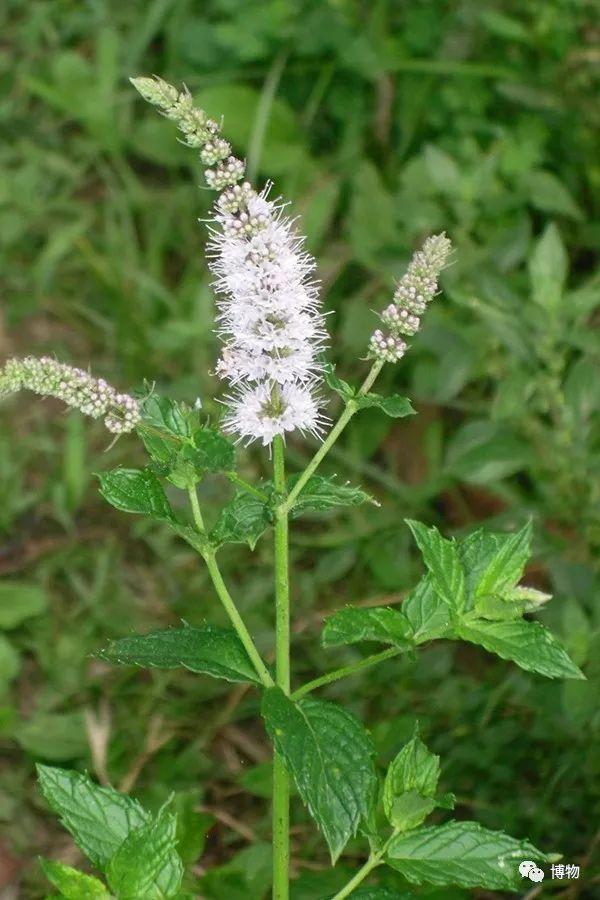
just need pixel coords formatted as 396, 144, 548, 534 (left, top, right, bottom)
281, 361, 383, 515
331, 830, 397, 900
272, 435, 291, 899
187, 483, 207, 532
331, 853, 382, 899
225, 471, 270, 501
292, 647, 401, 701
272, 438, 291, 693
204, 552, 273, 687
187, 486, 273, 688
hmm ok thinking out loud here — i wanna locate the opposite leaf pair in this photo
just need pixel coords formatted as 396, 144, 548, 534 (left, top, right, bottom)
323, 520, 583, 681
91, 515, 581, 886
37, 728, 551, 897
262, 693, 551, 893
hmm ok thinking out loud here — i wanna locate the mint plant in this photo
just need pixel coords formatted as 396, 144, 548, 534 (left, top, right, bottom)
0, 76, 584, 900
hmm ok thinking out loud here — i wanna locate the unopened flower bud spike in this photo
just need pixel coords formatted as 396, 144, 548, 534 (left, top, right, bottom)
368, 233, 452, 364
283, 236, 451, 513
0, 356, 140, 434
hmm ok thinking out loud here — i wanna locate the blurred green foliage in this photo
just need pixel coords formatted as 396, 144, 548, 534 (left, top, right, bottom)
0, 0, 598, 896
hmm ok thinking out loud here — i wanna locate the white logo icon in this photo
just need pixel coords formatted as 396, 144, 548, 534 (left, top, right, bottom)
520, 861, 545, 882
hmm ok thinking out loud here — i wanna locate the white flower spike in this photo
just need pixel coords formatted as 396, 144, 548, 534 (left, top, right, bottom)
209, 187, 327, 445
131, 76, 326, 446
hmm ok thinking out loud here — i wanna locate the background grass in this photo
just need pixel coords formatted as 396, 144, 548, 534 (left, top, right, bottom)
0, 0, 599, 896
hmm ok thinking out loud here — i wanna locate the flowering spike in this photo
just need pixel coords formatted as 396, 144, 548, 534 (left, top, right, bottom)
208, 185, 327, 445
223, 382, 323, 447
130, 75, 241, 181
0, 357, 140, 434
369, 233, 452, 363
133, 76, 327, 446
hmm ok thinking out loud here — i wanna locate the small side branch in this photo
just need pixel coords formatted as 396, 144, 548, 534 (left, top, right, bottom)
187, 486, 273, 688
292, 647, 401, 701
281, 361, 383, 514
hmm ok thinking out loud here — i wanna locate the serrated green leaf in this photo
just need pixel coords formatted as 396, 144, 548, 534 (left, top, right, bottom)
324, 364, 354, 401
383, 730, 440, 830
107, 806, 184, 899
98, 624, 262, 684
355, 392, 415, 418
402, 577, 453, 644
188, 428, 235, 473
172, 791, 214, 865
290, 475, 375, 516
388, 791, 436, 832
473, 522, 532, 599
138, 421, 235, 486
39, 859, 110, 899
0, 582, 48, 629
406, 521, 465, 612
386, 820, 548, 890
210, 490, 271, 549
140, 394, 192, 439
98, 468, 174, 521
384, 731, 440, 803
322, 367, 415, 420
161, 454, 200, 490
456, 529, 505, 602
138, 426, 177, 470
436, 792, 456, 810
262, 688, 377, 862
473, 593, 526, 621
456, 617, 584, 679
322, 607, 414, 650
456, 526, 535, 612
37, 765, 149, 870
